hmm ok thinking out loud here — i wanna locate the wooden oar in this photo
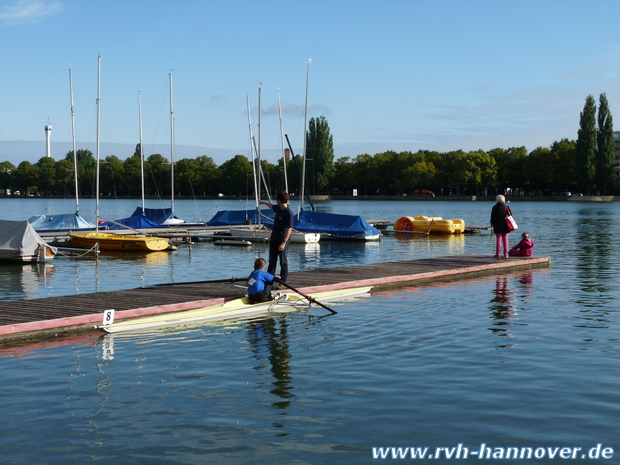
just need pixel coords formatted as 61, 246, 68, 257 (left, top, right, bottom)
149, 277, 243, 287
276, 280, 337, 315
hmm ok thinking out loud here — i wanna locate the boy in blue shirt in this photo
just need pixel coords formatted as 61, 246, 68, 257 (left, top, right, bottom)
247, 258, 286, 303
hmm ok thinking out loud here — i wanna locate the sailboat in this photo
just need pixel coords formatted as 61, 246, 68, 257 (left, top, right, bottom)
128, 73, 189, 227
290, 59, 380, 241
208, 89, 291, 228
99, 93, 162, 231
69, 55, 171, 253
205, 89, 273, 228
28, 65, 96, 232
229, 89, 319, 244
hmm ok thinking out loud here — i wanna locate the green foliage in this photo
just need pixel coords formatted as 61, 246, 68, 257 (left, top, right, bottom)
122, 155, 142, 197
64, 149, 95, 196
54, 159, 74, 196
596, 93, 616, 194
217, 155, 252, 196
36, 157, 56, 195
0, 161, 15, 190
550, 139, 577, 190
306, 116, 335, 194
100, 155, 125, 197
576, 95, 598, 194
0, 94, 616, 199
488, 147, 528, 189
176, 155, 218, 196
13, 161, 39, 195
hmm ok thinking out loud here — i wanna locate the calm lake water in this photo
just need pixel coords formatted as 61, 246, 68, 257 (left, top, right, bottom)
0, 198, 618, 464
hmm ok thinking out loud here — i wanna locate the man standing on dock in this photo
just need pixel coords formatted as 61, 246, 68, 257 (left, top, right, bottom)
259, 191, 293, 285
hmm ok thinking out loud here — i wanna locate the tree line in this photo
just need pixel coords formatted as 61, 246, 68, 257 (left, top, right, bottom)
1, 107, 617, 198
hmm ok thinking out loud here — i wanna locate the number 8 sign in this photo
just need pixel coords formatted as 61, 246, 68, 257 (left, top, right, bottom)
103, 309, 115, 325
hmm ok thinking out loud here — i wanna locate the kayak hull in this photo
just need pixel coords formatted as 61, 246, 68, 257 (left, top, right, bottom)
99, 286, 372, 333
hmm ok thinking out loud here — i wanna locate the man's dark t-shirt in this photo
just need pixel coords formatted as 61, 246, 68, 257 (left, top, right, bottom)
271, 204, 293, 242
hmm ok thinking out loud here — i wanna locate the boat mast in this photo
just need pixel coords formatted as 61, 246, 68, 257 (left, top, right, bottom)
277, 89, 289, 193
246, 94, 260, 224
138, 92, 145, 212
169, 72, 175, 216
69, 65, 79, 214
258, 85, 261, 180
95, 54, 101, 232
254, 86, 271, 204
299, 58, 311, 215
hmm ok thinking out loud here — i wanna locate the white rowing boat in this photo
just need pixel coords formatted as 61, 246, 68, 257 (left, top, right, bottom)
99, 286, 372, 333
229, 226, 320, 243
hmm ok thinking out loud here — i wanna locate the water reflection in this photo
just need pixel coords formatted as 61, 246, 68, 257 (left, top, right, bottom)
0, 332, 98, 358
0, 263, 55, 301
574, 209, 616, 299
488, 273, 533, 346
292, 243, 321, 270
394, 233, 466, 255
247, 317, 294, 422
310, 240, 382, 268
85, 346, 112, 450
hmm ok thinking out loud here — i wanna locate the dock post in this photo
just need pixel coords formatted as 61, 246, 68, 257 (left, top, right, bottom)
37, 245, 48, 263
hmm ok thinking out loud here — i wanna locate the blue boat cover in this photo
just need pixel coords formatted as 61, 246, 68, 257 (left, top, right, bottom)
206, 208, 274, 226
131, 207, 183, 225
28, 213, 96, 232
99, 214, 161, 230
293, 210, 380, 238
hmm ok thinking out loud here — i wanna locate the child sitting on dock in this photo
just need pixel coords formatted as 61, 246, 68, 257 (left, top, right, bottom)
247, 258, 286, 303
508, 232, 535, 257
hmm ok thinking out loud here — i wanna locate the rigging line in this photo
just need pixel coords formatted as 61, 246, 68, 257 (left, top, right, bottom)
188, 177, 202, 220
186, 165, 204, 220
105, 159, 118, 198
277, 89, 289, 193
100, 159, 122, 218
264, 164, 273, 199
147, 162, 164, 201
147, 78, 171, 159
82, 104, 99, 200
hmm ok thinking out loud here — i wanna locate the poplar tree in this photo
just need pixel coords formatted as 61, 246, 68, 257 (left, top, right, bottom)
596, 93, 617, 194
576, 95, 597, 194
306, 116, 335, 194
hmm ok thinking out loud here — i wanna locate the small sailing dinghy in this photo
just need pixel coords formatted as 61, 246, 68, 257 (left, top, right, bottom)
69, 55, 171, 253
69, 231, 170, 252
29, 66, 96, 233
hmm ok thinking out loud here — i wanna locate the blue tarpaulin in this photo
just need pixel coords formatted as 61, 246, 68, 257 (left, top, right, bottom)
131, 207, 183, 225
28, 213, 96, 232
99, 214, 161, 230
293, 210, 380, 239
206, 208, 274, 227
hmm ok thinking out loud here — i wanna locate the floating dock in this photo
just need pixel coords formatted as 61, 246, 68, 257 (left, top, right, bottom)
0, 254, 550, 343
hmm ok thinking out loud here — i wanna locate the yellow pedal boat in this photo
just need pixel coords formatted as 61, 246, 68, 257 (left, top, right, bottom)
394, 216, 465, 234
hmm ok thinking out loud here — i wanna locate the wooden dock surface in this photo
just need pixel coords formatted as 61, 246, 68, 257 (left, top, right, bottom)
0, 254, 550, 342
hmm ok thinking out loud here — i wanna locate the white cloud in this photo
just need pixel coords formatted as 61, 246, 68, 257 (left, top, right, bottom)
0, 0, 62, 24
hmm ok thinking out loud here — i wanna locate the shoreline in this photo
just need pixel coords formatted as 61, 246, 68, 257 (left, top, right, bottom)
4, 195, 616, 202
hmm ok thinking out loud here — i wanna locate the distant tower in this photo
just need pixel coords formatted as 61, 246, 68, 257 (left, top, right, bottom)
45, 123, 52, 158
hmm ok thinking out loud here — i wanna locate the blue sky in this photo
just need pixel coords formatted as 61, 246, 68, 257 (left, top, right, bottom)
1, 0, 620, 166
